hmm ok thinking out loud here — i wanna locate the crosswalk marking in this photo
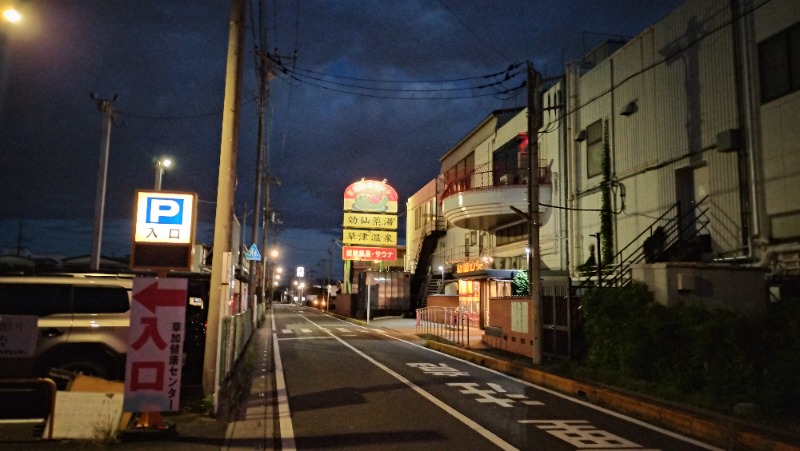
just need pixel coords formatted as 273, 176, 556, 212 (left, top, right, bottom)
279, 327, 372, 335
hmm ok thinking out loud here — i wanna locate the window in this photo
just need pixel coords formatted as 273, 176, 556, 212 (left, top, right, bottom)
0, 284, 71, 317
492, 137, 524, 185
759, 22, 800, 103
496, 223, 528, 246
72, 286, 130, 313
586, 120, 604, 178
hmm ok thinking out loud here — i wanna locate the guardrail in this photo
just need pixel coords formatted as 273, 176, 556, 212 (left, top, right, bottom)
416, 307, 473, 348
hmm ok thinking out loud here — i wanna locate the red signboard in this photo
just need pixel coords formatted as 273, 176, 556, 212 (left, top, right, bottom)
124, 278, 187, 413
342, 245, 397, 261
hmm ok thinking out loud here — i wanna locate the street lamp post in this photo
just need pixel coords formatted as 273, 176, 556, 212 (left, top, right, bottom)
154, 157, 171, 191
89, 94, 117, 271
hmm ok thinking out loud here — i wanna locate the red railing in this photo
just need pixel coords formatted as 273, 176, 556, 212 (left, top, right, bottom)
441, 161, 549, 201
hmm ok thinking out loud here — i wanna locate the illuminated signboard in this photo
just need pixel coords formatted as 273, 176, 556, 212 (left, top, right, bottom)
131, 190, 197, 271
456, 260, 484, 273
343, 212, 398, 230
342, 228, 397, 246
134, 191, 196, 244
342, 246, 397, 261
343, 179, 398, 213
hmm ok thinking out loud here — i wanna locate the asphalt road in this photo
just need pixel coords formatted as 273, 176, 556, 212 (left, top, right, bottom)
273, 304, 722, 451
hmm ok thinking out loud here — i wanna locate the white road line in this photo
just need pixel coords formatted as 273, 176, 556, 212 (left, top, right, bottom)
300, 314, 517, 451
370, 329, 721, 451
272, 310, 296, 450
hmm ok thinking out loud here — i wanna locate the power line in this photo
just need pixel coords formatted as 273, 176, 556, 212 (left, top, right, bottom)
277, 64, 524, 93
284, 61, 523, 84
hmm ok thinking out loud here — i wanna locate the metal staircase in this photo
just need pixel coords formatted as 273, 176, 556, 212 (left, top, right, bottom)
410, 220, 445, 310
598, 195, 711, 287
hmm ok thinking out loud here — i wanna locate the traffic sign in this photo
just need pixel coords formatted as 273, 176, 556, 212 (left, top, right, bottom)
244, 244, 261, 261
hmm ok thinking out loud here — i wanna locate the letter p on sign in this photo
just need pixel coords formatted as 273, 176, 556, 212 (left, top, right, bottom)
147, 198, 184, 224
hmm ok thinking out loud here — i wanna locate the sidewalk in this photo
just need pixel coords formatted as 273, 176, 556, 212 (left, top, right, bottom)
223, 324, 276, 450
355, 314, 487, 349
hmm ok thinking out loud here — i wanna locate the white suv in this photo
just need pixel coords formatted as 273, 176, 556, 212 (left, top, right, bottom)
0, 274, 132, 380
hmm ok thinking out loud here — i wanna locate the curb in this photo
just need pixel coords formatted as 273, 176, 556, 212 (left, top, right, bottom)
426, 340, 800, 451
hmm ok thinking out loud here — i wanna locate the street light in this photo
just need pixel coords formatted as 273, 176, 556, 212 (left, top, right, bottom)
154, 157, 172, 191
439, 265, 444, 291
2, 7, 22, 23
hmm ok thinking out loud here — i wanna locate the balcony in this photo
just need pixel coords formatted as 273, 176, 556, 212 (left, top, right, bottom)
441, 162, 551, 231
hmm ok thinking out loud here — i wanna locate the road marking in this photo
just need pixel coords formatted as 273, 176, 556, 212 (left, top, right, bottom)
372, 332, 721, 450
520, 420, 658, 450
300, 315, 517, 450
272, 311, 296, 450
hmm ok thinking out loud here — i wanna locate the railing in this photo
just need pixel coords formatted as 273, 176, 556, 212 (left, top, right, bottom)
441, 161, 550, 201
601, 195, 711, 287
416, 306, 474, 348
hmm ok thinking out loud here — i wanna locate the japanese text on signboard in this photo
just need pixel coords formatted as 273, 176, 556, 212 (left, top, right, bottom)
124, 278, 187, 413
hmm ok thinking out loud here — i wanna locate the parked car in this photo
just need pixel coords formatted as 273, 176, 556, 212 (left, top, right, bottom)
0, 274, 133, 380
0, 273, 210, 383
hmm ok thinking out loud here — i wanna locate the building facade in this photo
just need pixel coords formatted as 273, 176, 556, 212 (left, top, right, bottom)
406, 0, 800, 331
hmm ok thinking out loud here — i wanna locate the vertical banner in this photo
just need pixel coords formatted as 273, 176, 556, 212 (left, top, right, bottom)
124, 278, 187, 412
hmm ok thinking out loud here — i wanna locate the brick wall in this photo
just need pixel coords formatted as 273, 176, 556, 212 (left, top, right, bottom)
482, 297, 534, 358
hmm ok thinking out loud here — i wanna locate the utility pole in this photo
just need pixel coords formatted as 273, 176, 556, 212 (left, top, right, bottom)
90, 94, 116, 271
526, 62, 543, 365
203, 0, 246, 398
249, 9, 270, 316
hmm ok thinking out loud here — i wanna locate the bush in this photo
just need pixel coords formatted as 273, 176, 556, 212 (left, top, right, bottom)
579, 282, 799, 417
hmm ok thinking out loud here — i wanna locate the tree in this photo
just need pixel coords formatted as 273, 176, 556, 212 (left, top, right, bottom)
513, 270, 529, 296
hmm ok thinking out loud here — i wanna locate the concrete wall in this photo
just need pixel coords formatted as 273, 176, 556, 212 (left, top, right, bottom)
631, 263, 768, 315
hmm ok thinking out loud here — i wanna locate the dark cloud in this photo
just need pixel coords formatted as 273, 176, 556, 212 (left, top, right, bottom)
0, 0, 683, 275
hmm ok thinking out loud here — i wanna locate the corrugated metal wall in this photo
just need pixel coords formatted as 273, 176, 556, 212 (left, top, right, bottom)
572, 0, 745, 262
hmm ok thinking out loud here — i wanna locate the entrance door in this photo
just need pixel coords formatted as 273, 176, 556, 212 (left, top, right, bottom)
541, 278, 572, 360
675, 164, 708, 240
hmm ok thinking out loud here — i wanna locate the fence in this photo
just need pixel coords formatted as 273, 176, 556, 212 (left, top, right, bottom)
416, 306, 473, 348
218, 311, 254, 382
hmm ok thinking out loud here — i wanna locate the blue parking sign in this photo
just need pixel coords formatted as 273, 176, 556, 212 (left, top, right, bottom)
146, 197, 184, 225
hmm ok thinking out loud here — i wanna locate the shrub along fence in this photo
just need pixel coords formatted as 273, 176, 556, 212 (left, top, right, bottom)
578, 281, 800, 420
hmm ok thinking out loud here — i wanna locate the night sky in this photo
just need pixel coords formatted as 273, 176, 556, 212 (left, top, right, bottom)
0, 0, 684, 278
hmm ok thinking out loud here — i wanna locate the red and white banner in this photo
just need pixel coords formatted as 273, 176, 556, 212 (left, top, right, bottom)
124, 278, 187, 412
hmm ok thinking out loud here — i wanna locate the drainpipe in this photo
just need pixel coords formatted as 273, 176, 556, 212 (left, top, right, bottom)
733, 0, 764, 261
